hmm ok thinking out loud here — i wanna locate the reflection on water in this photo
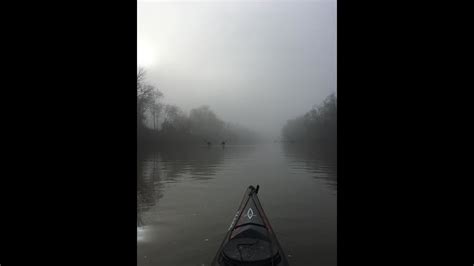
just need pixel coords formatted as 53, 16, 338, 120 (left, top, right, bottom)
137, 146, 256, 227
282, 143, 337, 191
137, 143, 336, 266
158, 146, 234, 181
137, 152, 163, 227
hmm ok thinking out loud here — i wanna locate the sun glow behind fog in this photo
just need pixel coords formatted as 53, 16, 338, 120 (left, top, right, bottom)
137, 40, 156, 67
137, 4, 156, 68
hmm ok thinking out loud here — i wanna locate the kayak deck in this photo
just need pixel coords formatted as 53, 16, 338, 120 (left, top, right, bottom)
212, 185, 289, 266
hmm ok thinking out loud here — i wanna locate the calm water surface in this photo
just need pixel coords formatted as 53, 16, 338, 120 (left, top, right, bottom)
137, 143, 337, 266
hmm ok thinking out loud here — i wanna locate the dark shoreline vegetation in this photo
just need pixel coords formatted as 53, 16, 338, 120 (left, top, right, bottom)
137, 68, 260, 149
137, 68, 336, 152
281, 93, 337, 152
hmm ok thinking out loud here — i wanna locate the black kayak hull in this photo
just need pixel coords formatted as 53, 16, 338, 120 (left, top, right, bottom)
212, 185, 289, 266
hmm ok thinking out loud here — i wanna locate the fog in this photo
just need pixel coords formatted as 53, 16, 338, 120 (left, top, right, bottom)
138, 0, 336, 139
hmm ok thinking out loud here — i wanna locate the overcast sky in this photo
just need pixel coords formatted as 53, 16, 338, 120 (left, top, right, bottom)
138, 0, 336, 138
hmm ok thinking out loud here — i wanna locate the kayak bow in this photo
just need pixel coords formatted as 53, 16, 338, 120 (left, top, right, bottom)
212, 185, 289, 266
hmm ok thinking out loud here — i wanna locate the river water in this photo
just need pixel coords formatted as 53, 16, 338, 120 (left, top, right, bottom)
137, 143, 337, 266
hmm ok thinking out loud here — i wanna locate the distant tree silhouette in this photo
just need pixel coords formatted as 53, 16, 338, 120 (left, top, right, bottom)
282, 93, 337, 147
137, 68, 163, 134
137, 69, 259, 147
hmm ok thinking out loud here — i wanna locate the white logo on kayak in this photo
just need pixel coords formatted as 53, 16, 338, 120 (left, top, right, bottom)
247, 208, 255, 219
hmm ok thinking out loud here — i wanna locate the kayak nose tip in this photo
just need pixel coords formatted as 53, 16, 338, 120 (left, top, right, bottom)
248, 184, 260, 195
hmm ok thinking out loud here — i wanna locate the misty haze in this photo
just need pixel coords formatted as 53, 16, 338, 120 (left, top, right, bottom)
137, 1, 336, 265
